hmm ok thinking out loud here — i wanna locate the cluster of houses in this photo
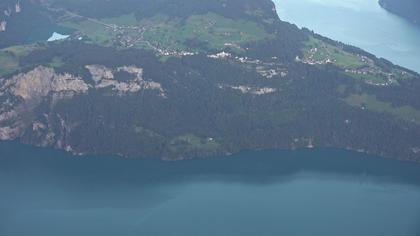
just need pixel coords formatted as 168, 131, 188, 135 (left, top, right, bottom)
208, 51, 288, 79
300, 45, 401, 86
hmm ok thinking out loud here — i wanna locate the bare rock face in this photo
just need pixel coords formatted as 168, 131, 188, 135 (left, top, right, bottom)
0, 64, 166, 152
85, 65, 114, 83
219, 84, 277, 95
0, 121, 24, 140
10, 66, 89, 100
0, 66, 89, 140
28, 113, 73, 150
85, 64, 166, 97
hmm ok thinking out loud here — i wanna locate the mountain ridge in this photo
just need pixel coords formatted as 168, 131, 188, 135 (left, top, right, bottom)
379, 0, 420, 26
0, 0, 419, 161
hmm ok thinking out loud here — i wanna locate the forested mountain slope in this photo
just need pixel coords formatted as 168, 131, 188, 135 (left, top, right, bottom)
379, 0, 420, 25
0, 0, 420, 162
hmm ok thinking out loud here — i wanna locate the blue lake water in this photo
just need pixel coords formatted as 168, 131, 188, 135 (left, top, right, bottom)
273, 0, 420, 73
1, 142, 420, 236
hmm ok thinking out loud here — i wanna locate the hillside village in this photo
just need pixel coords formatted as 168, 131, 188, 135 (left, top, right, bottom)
300, 37, 415, 86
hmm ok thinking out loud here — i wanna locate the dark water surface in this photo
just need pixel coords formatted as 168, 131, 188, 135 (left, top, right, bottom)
1, 142, 420, 236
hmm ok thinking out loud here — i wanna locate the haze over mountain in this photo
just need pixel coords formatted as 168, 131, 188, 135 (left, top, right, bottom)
379, 0, 420, 26
0, 0, 420, 161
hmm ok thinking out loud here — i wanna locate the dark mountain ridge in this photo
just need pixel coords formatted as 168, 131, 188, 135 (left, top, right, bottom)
379, 0, 420, 25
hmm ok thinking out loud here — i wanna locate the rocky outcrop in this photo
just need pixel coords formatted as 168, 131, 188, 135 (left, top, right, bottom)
0, 64, 166, 144
9, 66, 89, 100
27, 113, 74, 151
85, 65, 114, 83
86, 64, 166, 96
220, 84, 277, 95
0, 109, 24, 140
0, 66, 89, 140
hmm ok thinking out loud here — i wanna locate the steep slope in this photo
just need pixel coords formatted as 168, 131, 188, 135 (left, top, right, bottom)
0, 0, 420, 161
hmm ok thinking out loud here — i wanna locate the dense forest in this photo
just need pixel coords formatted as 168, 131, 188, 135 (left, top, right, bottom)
0, 0, 420, 162
379, 0, 420, 25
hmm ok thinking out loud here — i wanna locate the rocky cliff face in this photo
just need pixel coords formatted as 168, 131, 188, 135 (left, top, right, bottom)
85, 65, 165, 96
9, 66, 89, 100
0, 66, 89, 140
0, 64, 166, 151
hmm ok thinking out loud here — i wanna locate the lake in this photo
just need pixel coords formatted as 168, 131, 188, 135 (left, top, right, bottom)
1, 142, 420, 236
273, 0, 420, 73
